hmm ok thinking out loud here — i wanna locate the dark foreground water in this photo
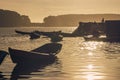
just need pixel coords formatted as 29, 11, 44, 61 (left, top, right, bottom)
0, 27, 120, 80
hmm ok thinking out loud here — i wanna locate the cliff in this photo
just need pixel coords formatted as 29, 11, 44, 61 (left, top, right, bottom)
0, 9, 31, 27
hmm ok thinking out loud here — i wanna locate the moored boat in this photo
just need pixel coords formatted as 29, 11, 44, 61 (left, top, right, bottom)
15, 30, 31, 35
29, 32, 40, 39
15, 30, 40, 39
8, 43, 62, 64
9, 48, 57, 64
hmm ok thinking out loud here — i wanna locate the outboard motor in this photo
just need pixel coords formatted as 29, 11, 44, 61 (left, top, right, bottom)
0, 50, 8, 65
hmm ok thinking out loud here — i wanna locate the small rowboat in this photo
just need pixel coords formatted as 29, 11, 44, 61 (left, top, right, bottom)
8, 43, 62, 64
15, 30, 40, 39
15, 30, 31, 35
8, 48, 56, 64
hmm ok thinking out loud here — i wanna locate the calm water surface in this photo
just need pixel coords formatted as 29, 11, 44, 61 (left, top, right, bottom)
0, 27, 120, 80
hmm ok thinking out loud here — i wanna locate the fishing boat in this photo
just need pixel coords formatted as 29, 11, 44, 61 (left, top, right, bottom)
8, 43, 62, 64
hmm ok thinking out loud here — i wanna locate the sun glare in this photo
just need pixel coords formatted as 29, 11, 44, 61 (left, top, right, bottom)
87, 64, 94, 70
88, 52, 93, 56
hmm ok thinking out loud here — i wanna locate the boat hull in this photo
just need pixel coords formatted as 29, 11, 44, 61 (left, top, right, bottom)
9, 48, 57, 64
15, 30, 31, 35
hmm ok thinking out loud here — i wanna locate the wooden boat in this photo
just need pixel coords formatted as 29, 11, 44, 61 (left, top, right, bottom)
0, 50, 8, 65
8, 43, 62, 64
8, 48, 56, 64
29, 32, 40, 39
50, 35, 63, 42
15, 30, 31, 35
15, 30, 40, 39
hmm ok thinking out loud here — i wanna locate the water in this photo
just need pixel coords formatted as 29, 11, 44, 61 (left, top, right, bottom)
0, 27, 120, 80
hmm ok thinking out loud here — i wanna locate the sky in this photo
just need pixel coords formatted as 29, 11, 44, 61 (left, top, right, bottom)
0, 0, 120, 22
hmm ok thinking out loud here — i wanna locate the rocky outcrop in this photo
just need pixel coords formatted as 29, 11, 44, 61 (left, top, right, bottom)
0, 9, 31, 27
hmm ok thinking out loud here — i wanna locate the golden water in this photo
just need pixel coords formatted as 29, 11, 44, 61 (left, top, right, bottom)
0, 27, 120, 80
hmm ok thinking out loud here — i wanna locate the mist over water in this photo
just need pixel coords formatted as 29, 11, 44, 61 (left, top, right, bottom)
0, 27, 120, 80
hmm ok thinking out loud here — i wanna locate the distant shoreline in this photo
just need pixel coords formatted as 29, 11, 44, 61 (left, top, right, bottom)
1, 9, 120, 27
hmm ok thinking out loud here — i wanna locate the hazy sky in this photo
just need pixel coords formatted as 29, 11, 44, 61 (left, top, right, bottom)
0, 0, 120, 22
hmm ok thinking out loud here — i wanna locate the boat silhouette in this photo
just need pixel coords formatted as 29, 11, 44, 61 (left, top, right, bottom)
8, 43, 62, 64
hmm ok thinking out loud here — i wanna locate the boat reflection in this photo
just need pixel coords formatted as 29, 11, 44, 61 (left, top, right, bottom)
10, 58, 61, 80
9, 42, 63, 80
